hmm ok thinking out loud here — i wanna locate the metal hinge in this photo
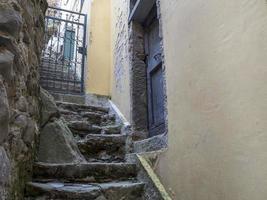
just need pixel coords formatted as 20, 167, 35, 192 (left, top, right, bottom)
78, 46, 87, 55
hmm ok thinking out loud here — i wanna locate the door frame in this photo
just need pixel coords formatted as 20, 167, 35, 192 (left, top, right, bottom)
128, 1, 168, 140
144, 7, 165, 137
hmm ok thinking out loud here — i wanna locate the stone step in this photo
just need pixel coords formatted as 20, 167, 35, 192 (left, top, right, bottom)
40, 61, 73, 71
59, 108, 116, 127
25, 181, 144, 200
33, 162, 137, 183
40, 68, 80, 80
77, 134, 127, 163
40, 66, 74, 73
41, 86, 82, 95
101, 114, 117, 126
40, 78, 77, 86
40, 74, 78, 82
40, 81, 82, 94
56, 101, 109, 115
40, 67, 77, 74
67, 121, 102, 136
67, 121, 122, 137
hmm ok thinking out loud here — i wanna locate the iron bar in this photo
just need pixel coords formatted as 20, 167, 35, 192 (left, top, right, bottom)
40, 6, 87, 94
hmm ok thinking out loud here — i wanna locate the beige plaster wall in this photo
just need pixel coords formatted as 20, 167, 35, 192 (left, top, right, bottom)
86, 0, 111, 96
110, 0, 131, 121
156, 0, 267, 199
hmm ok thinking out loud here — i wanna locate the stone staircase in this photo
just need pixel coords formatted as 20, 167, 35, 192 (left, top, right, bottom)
24, 100, 145, 199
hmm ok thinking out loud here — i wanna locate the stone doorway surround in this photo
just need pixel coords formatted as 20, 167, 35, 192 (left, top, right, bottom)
128, 0, 168, 147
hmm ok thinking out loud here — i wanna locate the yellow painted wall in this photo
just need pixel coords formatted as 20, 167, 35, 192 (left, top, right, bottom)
155, 1, 267, 199
86, 0, 111, 96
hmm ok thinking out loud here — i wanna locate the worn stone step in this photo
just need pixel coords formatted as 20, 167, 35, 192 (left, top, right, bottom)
40, 81, 82, 94
40, 67, 75, 73
60, 109, 117, 127
40, 74, 78, 82
59, 109, 84, 122
100, 125, 122, 135
80, 111, 103, 123
56, 101, 109, 114
61, 112, 103, 125
77, 134, 127, 163
33, 162, 137, 183
40, 61, 72, 72
67, 121, 122, 137
25, 181, 144, 200
101, 114, 116, 126
40, 70, 79, 80
67, 121, 102, 136
40, 68, 78, 75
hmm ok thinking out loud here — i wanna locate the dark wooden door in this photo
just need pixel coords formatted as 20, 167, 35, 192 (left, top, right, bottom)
145, 11, 165, 137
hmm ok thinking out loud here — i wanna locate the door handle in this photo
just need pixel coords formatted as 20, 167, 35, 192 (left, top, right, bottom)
153, 53, 162, 62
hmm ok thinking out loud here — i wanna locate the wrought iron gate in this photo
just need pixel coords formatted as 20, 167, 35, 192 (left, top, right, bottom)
40, 6, 87, 94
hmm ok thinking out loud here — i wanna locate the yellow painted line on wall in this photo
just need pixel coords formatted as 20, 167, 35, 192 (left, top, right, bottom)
137, 154, 173, 200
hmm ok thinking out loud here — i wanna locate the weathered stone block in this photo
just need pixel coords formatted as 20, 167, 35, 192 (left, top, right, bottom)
134, 134, 167, 153
0, 0, 47, 198
0, 146, 10, 199
129, 21, 148, 135
0, 78, 9, 145
78, 134, 126, 163
0, 49, 14, 84
16, 96, 28, 113
38, 119, 85, 164
22, 118, 37, 146
33, 162, 137, 183
40, 88, 60, 126
0, 6, 22, 39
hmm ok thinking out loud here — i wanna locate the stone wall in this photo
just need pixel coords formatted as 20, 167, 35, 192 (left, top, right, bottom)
128, 21, 148, 139
111, 0, 131, 122
0, 0, 47, 199
111, 0, 149, 138
112, 0, 168, 141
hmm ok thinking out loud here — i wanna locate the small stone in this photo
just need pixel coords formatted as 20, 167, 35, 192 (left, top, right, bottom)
16, 96, 28, 112
0, 49, 14, 84
0, 146, 10, 198
13, 114, 28, 130
40, 88, 60, 126
0, 78, 9, 145
22, 118, 37, 146
27, 96, 39, 117
0, 7, 22, 39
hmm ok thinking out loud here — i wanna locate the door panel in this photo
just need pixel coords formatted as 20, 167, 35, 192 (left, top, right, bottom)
145, 11, 165, 137
63, 29, 75, 61
147, 20, 161, 71
150, 65, 165, 124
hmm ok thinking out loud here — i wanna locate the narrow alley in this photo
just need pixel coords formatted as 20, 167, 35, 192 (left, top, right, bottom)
0, 0, 267, 200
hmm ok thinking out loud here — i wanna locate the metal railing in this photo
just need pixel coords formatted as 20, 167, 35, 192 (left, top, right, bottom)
40, 6, 87, 94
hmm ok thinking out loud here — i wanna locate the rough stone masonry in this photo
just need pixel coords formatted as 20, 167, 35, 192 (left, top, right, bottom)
0, 0, 47, 199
